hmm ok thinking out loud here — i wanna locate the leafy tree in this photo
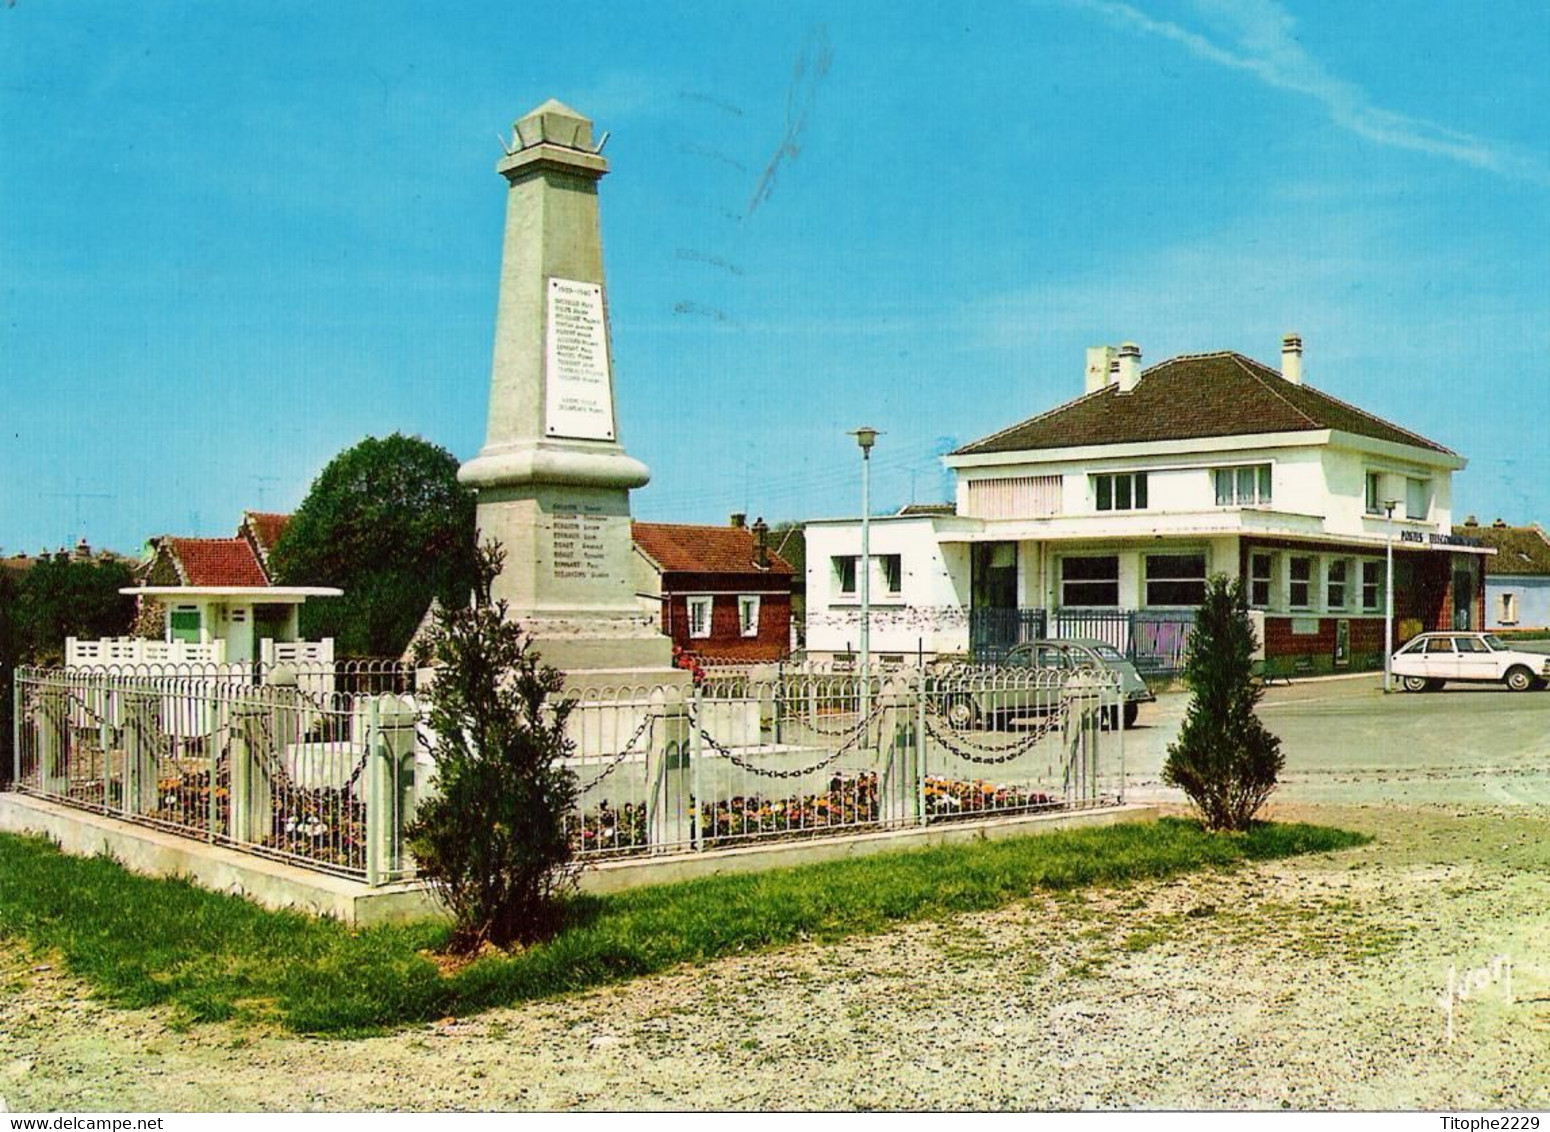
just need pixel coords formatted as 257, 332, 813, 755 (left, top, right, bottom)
1, 554, 136, 785
0, 569, 21, 788
405, 544, 579, 952
269, 433, 478, 657
1162, 574, 1284, 831
14, 554, 137, 666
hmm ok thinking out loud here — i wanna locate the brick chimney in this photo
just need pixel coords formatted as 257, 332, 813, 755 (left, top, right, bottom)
752, 517, 769, 569
1115, 343, 1142, 393
729, 512, 746, 529
1281, 333, 1303, 384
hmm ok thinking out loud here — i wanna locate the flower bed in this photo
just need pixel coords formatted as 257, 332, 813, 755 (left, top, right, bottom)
572, 772, 1064, 855
924, 775, 1056, 819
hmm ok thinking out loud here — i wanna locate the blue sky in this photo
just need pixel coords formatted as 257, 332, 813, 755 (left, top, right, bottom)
5, 1, 1550, 555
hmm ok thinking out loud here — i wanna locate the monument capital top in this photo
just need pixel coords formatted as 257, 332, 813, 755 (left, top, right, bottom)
514, 98, 595, 152
499, 98, 608, 180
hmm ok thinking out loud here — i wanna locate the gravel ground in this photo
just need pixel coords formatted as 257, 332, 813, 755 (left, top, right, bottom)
3, 801, 1548, 1112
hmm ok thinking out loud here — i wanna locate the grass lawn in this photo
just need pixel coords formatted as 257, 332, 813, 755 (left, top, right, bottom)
0, 818, 1367, 1036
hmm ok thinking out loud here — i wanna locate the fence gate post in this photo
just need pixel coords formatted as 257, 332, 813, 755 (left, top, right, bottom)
915, 667, 928, 826
1115, 678, 1125, 804
122, 692, 158, 816
690, 682, 704, 853
365, 696, 384, 886
12, 671, 22, 787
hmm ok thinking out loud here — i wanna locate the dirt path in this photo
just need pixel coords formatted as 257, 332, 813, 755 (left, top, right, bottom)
3, 802, 1548, 1111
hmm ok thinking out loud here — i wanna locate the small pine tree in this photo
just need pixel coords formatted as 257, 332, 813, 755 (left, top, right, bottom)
1162, 574, 1284, 831
405, 544, 579, 951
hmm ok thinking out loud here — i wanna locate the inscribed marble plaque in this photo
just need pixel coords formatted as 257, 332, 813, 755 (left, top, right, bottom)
544, 277, 616, 441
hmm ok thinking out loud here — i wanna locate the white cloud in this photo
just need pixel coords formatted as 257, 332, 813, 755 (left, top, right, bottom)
1067, 0, 1550, 185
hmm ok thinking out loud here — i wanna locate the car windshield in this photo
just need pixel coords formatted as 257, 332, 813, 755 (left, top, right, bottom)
1088, 644, 1125, 662
1483, 635, 1511, 651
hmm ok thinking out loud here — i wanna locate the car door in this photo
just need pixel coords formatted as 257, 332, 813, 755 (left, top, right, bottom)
1421, 636, 1459, 682
1452, 636, 1497, 683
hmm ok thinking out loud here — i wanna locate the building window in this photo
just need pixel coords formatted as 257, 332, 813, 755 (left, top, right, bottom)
880, 554, 902, 596
1250, 552, 1273, 608
833, 556, 857, 596
1289, 557, 1313, 610
1326, 559, 1349, 610
1362, 561, 1383, 612
1094, 472, 1148, 512
169, 608, 201, 644
737, 595, 760, 637
1406, 477, 1430, 521
1061, 556, 1119, 607
1214, 464, 1272, 507
687, 595, 712, 639
1145, 553, 1208, 607
1365, 472, 1383, 516
1500, 592, 1518, 625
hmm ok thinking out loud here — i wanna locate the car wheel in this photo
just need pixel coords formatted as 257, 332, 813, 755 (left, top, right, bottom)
1401, 676, 1430, 693
945, 695, 981, 729
1123, 702, 1140, 729
1505, 666, 1535, 693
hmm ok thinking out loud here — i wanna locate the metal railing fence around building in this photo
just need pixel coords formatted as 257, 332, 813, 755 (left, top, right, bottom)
10, 666, 422, 883
970, 607, 1196, 675
10, 661, 1123, 883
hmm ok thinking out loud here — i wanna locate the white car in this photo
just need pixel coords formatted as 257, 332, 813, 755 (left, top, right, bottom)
1390, 632, 1550, 692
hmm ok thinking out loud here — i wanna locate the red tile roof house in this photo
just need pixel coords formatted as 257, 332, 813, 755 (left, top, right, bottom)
632, 516, 795, 662
65, 513, 340, 669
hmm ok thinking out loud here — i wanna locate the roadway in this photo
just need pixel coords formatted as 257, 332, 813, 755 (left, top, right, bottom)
1122, 673, 1550, 806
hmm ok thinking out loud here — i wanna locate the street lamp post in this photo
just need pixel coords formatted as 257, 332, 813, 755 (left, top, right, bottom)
1384, 499, 1399, 692
850, 427, 880, 677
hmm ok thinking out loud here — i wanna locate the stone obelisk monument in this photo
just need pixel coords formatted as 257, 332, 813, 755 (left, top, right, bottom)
459, 99, 673, 676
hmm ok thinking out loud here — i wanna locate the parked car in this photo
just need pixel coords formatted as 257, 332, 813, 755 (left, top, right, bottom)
934, 638, 1153, 730
1006, 639, 1155, 728
1390, 632, 1550, 692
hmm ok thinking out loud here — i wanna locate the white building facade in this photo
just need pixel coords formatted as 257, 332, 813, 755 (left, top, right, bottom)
806, 339, 1488, 674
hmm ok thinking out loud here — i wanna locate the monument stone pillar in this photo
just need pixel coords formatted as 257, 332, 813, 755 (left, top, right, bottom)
459, 99, 675, 676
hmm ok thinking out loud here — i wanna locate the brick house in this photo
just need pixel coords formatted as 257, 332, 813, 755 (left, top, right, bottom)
632, 516, 795, 662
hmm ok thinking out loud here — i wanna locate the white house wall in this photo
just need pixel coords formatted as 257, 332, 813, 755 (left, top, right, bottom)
804, 517, 972, 660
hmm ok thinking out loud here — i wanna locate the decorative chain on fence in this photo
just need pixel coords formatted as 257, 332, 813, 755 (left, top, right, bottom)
921, 697, 1070, 765
576, 711, 656, 793
687, 699, 884, 780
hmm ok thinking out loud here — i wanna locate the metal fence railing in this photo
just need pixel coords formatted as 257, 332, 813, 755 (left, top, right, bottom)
11, 666, 421, 883
970, 608, 1196, 675
559, 664, 1122, 860
11, 662, 1123, 881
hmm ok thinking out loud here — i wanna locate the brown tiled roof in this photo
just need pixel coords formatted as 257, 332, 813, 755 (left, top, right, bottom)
1453, 522, 1550, 576
162, 537, 270, 587
954, 352, 1454, 456
632, 522, 794, 576
243, 511, 290, 563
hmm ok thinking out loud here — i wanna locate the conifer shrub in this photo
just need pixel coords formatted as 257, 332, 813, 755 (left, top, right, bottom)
1162, 574, 1284, 831
405, 545, 579, 951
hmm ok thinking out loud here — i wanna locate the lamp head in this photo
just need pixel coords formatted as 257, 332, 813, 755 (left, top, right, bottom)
850, 426, 881, 454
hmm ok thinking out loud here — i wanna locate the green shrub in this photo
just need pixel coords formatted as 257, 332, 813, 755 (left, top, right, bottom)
1163, 574, 1284, 831
404, 545, 579, 951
